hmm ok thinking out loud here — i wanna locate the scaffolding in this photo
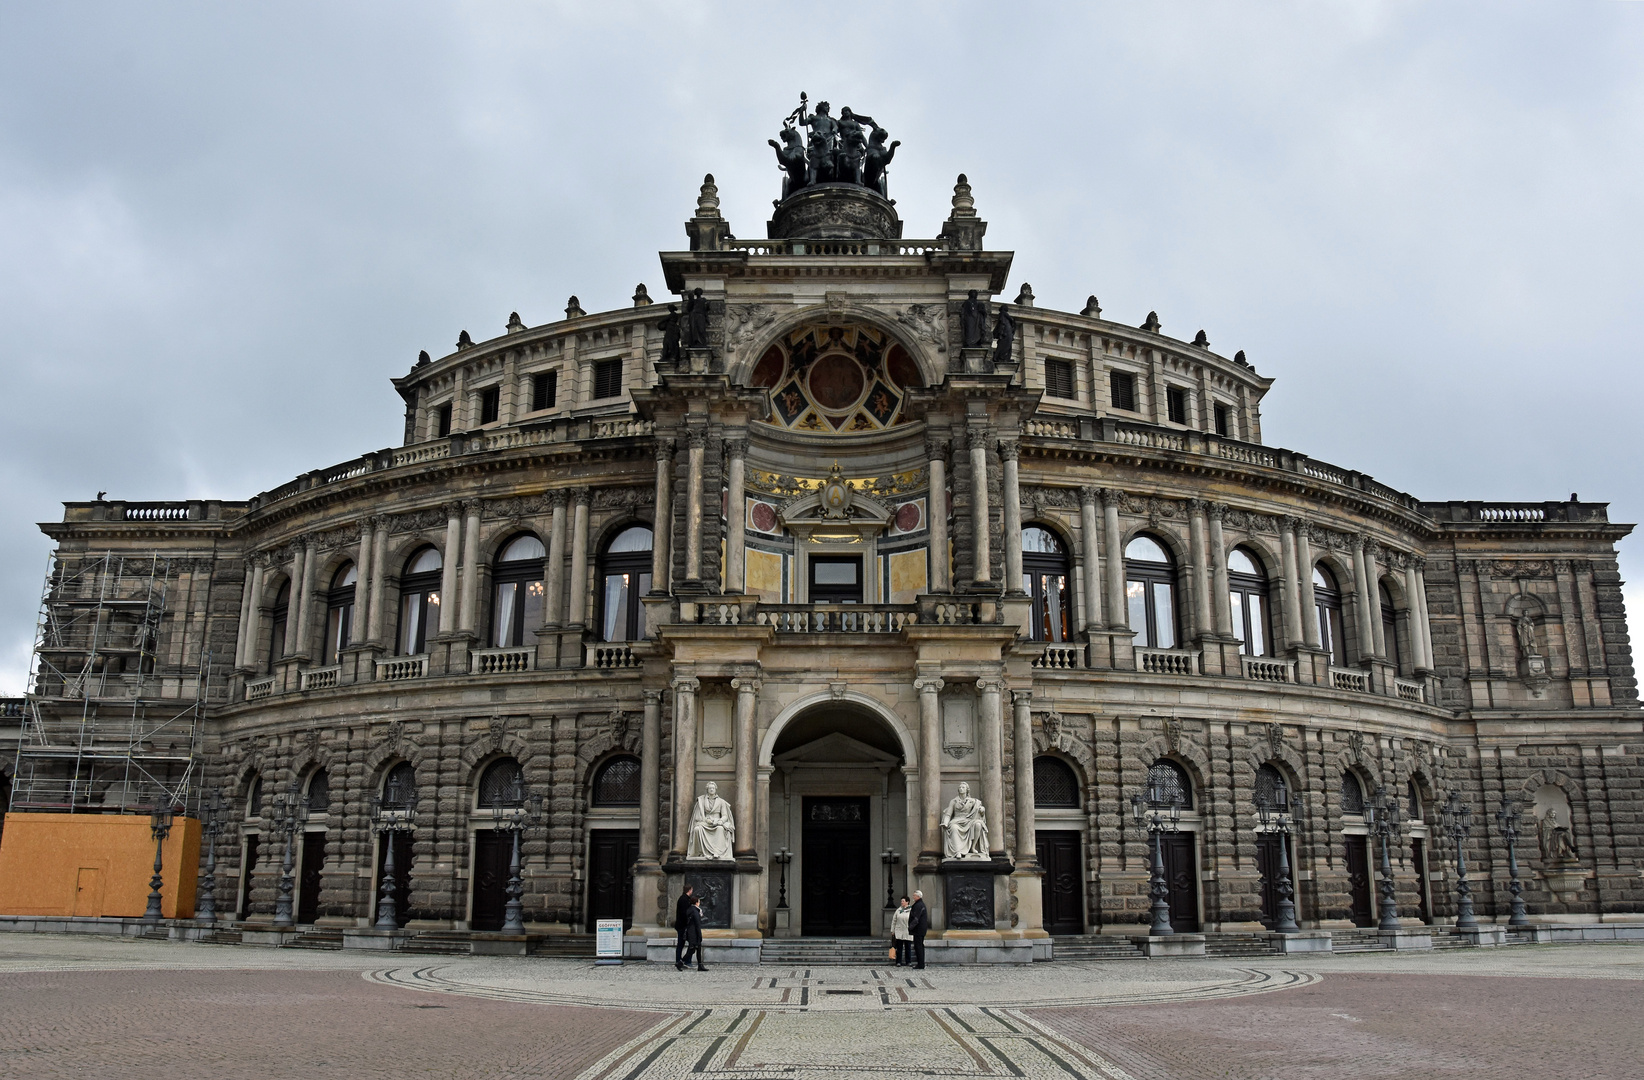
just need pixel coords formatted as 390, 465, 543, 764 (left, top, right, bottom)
9, 552, 208, 817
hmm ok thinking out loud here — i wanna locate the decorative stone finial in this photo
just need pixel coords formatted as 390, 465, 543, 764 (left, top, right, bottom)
1234, 349, 1249, 367
1141, 311, 1161, 334
695, 173, 721, 218
632, 283, 653, 307
564, 296, 586, 320
1081, 295, 1102, 318
505, 311, 526, 333
939, 173, 988, 251
1193, 329, 1209, 348
456, 330, 474, 350
1014, 283, 1035, 307
416, 350, 431, 367
950, 173, 976, 217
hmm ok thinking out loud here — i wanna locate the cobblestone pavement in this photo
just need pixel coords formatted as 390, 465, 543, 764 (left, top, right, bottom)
1, 935, 1640, 1079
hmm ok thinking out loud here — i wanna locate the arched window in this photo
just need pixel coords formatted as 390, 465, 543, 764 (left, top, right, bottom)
1379, 581, 1401, 671
397, 547, 443, 656
492, 534, 546, 648
1022, 527, 1071, 642
1145, 759, 1193, 810
1313, 565, 1346, 666
1125, 536, 1177, 649
1340, 771, 1365, 814
592, 756, 642, 807
1406, 779, 1423, 822
381, 762, 417, 809
477, 757, 525, 809
306, 769, 330, 812
599, 526, 653, 643
247, 773, 264, 819
1227, 548, 1271, 657
268, 580, 290, 669
1253, 763, 1284, 809
322, 563, 356, 666
1033, 757, 1080, 809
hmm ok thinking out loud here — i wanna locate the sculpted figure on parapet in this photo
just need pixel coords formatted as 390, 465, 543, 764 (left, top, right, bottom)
775, 92, 896, 199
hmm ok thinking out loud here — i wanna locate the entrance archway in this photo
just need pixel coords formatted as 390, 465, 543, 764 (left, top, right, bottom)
766, 699, 911, 938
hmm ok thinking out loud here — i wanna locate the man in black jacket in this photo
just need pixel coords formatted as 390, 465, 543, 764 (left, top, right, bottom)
673, 885, 695, 971
683, 896, 708, 971
908, 890, 929, 969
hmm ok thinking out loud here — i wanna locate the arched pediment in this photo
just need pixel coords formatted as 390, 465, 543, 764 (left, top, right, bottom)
778, 463, 893, 542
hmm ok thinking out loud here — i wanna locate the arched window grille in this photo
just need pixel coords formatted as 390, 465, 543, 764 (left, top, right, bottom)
1407, 780, 1422, 822
1340, 771, 1365, 814
599, 526, 653, 643
1022, 527, 1071, 642
268, 580, 290, 669
492, 534, 546, 648
381, 763, 416, 809
1313, 565, 1347, 666
306, 769, 330, 812
1253, 763, 1284, 808
397, 547, 443, 656
323, 563, 357, 666
477, 758, 525, 809
1145, 759, 1193, 810
592, 756, 642, 807
1227, 548, 1272, 657
247, 774, 264, 818
1033, 757, 1080, 809
1125, 536, 1177, 649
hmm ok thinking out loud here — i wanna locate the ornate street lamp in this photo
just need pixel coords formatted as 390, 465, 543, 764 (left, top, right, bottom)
369, 777, 419, 931
1363, 784, 1402, 931
1130, 777, 1183, 936
881, 848, 902, 909
1440, 791, 1478, 930
1494, 801, 1530, 927
1254, 777, 1302, 935
494, 773, 545, 935
269, 779, 309, 929
773, 848, 793, 910
196, 789, 225, 925
143, 798, 178, 925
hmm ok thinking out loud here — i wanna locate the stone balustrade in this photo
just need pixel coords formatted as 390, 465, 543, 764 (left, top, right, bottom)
1032, 643, 1086, 670
588, 643, 640, 669
753, 604, 918, 634
244, 677, 275, 702
1137, 647, 1201, 676
299, 665, 340, 691
376, 655, 428, 681
1330, 666, 1370, 693
1240, 655, 1296, 683
470, 646, 534, 675
1395, 678, 1425, 703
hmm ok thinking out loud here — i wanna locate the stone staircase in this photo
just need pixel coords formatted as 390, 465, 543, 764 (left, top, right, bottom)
1048, 935, 1147, 961
200, 927, 242, 945
397, 930, 474, 956
529, 933, 598, 959
1330, 929, 1392, 953
1203, 932, 1281, 958
281, 928, 344, 950
760, 937, 897, 966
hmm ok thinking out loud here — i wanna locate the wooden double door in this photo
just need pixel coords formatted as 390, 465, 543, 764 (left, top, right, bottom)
471, 829, 512, 932
297, 832, 326, 925
587, 829, 639, 930
801, 797, 872, 936
1035, 830, 1085, 935
1158, 833, 1200, 932
1344, 835, 1375, 927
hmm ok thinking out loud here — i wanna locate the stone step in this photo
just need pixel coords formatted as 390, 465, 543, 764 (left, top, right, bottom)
529, 934, 598, 958
761, 938, 895, 964
398, 931, 474, 955
282, 929, 344, 950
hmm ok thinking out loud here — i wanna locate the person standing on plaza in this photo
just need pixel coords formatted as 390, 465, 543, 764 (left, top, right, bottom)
891, 896, 913, 966
673, 885, 695, 971
683, 896, 708, 971
908, 890, 929, 969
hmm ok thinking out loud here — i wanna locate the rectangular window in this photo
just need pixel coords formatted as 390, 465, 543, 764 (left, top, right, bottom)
1166, 387, 1187, 425
479, 387, 500, 425
1213, 402, 1230, 437
593, 358, 623, 400
1044, 358, 1075, 399
436, 402, 453, 437
1109, 371, 1137, 412
531, 371, 557, 411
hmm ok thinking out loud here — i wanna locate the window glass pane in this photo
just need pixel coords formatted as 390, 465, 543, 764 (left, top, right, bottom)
1153, 582, 1175, 648
522, 580, 544, 644
326, 607, 344, 664
1312, 565, 1332, 591
604, 574, 631, 642
409, 548, 442, 574
500, 535, 546, 562
1022, 573, 1034, 597
1327, 608, 1345, 664
813, 560, 859, 584
608, 526, 653, 553
1248, 594, 1265, 656
1048, 574, 1068, 642
334, 563, 357, 588
400, 594, 420, 655
1228, 549, 1258, 576
1127, 581, 1148, 645
1022, 527, 1062, 554
1230, 592, 1246, 647
425, 591, 440, 637
493, 582, 518, 647
1126, 536, 1169, 563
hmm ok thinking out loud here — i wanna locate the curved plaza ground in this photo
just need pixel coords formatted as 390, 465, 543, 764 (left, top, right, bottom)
0, 935, 1639, 1079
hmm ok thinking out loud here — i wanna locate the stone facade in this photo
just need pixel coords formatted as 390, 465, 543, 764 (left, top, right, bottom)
11, 158, 1641, 950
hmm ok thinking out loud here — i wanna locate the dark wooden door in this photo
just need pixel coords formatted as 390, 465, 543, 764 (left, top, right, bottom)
1161, 833, 1200, 932
1411, 838, 1431, 922
588, 829, 639, 930
297, 832, 326, 924
1345, 836, 1374, 927
238, 835, 260, 919
1035, 830, 1084, 935
1256, 834, 1284, 929
374, 832, 414, 928
801, 797, 871, 936
471, 829, 512, 932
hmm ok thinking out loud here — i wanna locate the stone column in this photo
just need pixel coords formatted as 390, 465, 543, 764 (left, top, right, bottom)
568, 491, 590, 627
1078, 487, 1104, 630
234, 560, 258, 668
724, 438, 747, 594
544, 491, 568, 627
651, 438, 674, 593
968, 425, 992, 585
1207, 503, 1232, 636
731, 675, 760, 858
1280, 517, 1304, 648
1413, 559, 1434, 672
1351, 536, 1376, 663
684, 431, 706, 582
440, 504, 462, 636
1405, 557, 1430, 671
1011, 691, 1036, 866
354, 521, 374, 643
1187, 499, 1212, 640
976, 676, 1006, 858
639, 688, 662, 862
292, 538, 317, 656
1101, 489, 1127, 629
914, 675, 944, 860
458, 500, 482, 632
926, 438, 951, 592
246, 557, 268, 664
999, 439, 1023, 592
1297, 524, 1320, 648
670, 675, 700, 857
1366, 541, 1387, 657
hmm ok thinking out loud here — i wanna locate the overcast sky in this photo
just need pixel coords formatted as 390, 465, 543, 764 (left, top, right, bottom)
1, 2, 1640, 695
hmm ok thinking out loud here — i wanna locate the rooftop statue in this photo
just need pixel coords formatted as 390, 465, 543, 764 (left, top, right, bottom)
774, 92, 897, 201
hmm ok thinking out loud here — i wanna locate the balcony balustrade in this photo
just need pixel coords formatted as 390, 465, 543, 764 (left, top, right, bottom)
1240, 655, 1296, 683
470, 646, 534, 675
299, 665, 340, 692
377, 655, 428, 682
1136, 647, 1201, 676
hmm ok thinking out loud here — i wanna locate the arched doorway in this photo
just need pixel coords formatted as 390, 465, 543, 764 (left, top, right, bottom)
767, 701, 909, 938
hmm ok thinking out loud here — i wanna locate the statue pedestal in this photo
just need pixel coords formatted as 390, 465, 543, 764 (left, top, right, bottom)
676, 861, 737, 929
958, 347, 990, 374
685, 347, 714, 375
940, 857, 1012, 932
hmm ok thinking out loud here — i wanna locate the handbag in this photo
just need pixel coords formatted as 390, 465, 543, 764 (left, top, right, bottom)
888, 945, 897, 960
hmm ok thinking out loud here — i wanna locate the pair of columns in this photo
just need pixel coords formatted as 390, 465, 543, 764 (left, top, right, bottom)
914, 674, 1024, 865
924, 429, 1022, 593
541, 492, 592, 631
656, 432, 748, 594
667, 673, 760, 861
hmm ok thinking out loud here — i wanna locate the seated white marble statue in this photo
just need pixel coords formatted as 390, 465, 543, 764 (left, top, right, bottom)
686, 781, 736, 861
941, 782, 990, 860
